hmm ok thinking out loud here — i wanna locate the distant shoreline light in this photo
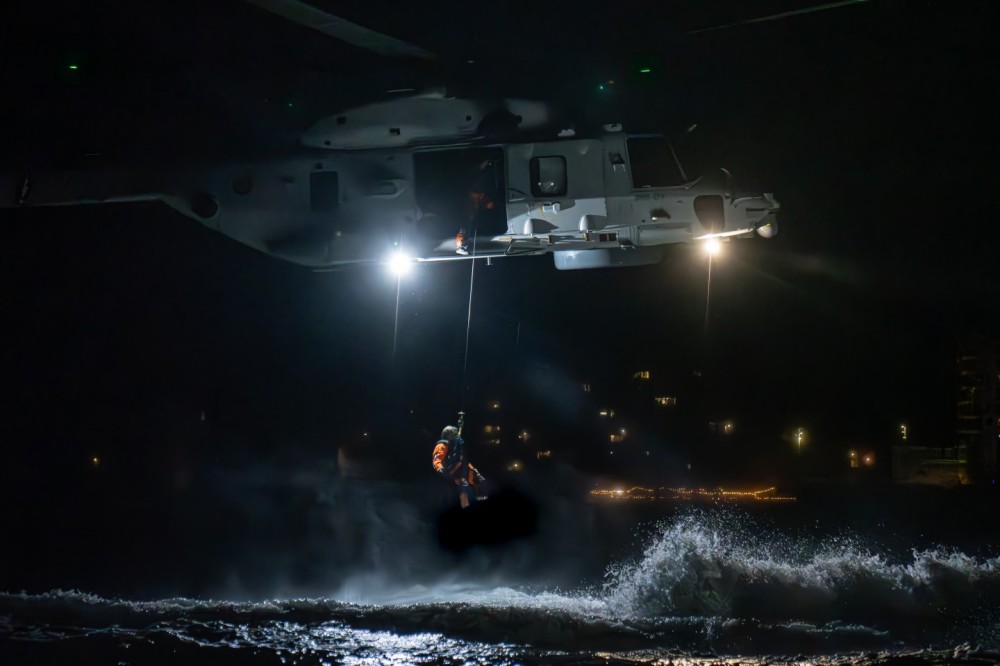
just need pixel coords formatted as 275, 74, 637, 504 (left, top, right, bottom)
590, 485, 796, 502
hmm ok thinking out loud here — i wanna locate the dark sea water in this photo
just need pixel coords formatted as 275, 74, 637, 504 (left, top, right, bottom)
4, 506, 1000, 665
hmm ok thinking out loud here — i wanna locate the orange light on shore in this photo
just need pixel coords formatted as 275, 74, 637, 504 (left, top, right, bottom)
590, 485, 796, 502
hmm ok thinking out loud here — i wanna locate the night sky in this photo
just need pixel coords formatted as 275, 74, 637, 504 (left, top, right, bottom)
1, 1, 998, 593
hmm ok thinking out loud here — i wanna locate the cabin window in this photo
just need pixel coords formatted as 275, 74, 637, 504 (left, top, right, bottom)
310, 171, 340, 212
627, 138, 685, 188
530, 156, 567, 197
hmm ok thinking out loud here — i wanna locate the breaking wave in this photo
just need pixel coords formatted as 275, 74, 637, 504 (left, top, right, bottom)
603, 509, 1000, 634
3, 509, 1000, 663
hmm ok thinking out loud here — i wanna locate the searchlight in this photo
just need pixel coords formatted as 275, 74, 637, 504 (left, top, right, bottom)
387, 250, 414, 277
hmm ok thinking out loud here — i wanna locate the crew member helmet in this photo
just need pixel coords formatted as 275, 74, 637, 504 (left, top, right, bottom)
441, 426, 460, 441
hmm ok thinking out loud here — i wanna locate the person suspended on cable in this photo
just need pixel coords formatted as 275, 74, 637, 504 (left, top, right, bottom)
432, 419, 486, 509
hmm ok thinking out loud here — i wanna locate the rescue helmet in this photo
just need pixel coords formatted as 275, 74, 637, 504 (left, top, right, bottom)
441, 425, 460, 441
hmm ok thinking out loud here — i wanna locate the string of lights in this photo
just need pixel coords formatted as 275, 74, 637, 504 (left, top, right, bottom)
590, 486, 797, 502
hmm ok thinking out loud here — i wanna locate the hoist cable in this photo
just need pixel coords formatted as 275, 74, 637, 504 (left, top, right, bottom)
460, 229, 478, 410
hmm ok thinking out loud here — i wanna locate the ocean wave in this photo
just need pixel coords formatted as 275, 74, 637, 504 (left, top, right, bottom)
3, 509, 999, 655
601, 508, 1000, 640
0, 589, 895, 657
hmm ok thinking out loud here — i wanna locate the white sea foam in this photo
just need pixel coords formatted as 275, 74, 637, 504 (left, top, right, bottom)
3, 509, 999, 655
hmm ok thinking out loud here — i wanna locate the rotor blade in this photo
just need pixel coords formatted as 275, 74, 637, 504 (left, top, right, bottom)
686, 0, 869, 35
241, 0, 437, 60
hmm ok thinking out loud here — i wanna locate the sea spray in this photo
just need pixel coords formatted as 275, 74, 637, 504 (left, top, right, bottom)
3, 508, 1000, 659
600, 507, 1000, 626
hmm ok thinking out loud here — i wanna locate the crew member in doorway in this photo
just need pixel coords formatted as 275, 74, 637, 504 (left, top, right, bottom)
455, 159, 500, 256
468, 159, 497, 217
432, 425, 486, 509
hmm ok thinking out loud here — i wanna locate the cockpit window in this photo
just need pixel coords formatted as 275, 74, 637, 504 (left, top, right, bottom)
627, 138, 686, 188
530, 156, 567, 197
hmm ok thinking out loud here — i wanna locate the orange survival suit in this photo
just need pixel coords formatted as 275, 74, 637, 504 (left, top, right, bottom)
432, 425, 485, 509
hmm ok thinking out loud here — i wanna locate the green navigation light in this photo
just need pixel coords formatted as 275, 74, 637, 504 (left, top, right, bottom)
639, 67, 651, 74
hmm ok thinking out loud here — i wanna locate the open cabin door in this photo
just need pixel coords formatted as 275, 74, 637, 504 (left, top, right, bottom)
413, 147, 505, 254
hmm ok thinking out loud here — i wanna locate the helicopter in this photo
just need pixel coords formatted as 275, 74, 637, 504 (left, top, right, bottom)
0, 0, 814, 271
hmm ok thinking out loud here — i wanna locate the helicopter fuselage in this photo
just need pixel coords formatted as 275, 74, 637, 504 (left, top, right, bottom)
3, 123, 778, 270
